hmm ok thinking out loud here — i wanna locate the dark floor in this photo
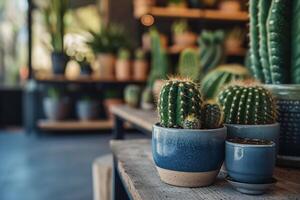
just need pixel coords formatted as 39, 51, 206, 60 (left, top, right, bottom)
0, 131, 146, 200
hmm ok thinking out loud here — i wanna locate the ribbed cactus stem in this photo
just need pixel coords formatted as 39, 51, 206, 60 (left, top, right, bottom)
218, 84, 277, 125
158, 78, 203, 128
178, 48, 201, 81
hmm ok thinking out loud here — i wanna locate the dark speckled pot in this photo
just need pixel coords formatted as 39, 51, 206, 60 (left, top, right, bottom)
152, 124, 227, 187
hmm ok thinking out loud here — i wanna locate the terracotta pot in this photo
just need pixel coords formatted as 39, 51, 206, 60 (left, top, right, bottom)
142, 33, 168, 51
133, 60, 148, 81
219, 1, 241, 12
225, 39, 242, 53
173, 32, 197, 48
115, 60, 131, 80
103, 99, 124, 120
94, 54, 115, 79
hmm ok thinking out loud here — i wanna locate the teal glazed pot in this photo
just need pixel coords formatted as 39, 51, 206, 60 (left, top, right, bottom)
152, 124, 227, 187
226, 139, 276, 184
265, 84, 300, 158
225, 123, 280, 152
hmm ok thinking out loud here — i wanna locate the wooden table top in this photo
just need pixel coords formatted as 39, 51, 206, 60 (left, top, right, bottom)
111, 139, 300, 200
111, 105, 158, 133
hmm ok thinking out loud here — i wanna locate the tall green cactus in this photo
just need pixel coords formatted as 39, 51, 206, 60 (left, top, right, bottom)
158, 78, 203, 128
218, 84, 277, 125
267, 0, 290, 84
201, 65, 250, 100
201, 102, 223, 129
198, 30, 224, 73
178, 48, 201, 81
147, 29, 169, 88
292, 0, 300, 84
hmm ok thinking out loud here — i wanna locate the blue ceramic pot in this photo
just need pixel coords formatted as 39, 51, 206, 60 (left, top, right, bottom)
225, 139, 276, 184
51, 52, 69, 75
152, 124, 227, 187
225, 123, 280, 152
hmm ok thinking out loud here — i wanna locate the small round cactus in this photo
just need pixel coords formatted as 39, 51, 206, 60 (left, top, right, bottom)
158, 78, 203, 128
218, 83, 277, 125
124, 85, 141, 108
183, 114, 201, 129
202, 102, 223, 129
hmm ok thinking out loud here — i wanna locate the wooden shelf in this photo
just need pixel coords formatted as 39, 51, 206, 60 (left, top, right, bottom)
37, 120, 113, 131
35, 75, 146, 84
143, 7, 248, 22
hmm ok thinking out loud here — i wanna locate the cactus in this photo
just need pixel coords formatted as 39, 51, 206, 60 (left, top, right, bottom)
201, 65, 250, 100
198, 30, 225, 73
292, 0, 300, 84
118, 48, 130, 60
172, 20, 189, 35
178, 48, 201, 81
147, 29, 169, 88
201, 102, 223, 129
135, 48, 146, 60
218, 84, 277, 125
183, 114, 201, 129
158, 78, 203, 128
124, 85, 141, 108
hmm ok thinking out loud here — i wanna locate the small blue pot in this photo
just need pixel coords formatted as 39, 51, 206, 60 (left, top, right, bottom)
152, 124, 227, 187
225, 123, 280, 152
225, 139, 276, 184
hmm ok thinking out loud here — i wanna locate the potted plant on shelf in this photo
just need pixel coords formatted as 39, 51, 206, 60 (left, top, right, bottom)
152, 78, 226, 187
103, 89, 123, 120
225, 138, 277, 195
218, 83, 280, 149
219, 0, 241, 12
43, 0, 69, 75
124, 85, 141, 108
43, 88, 70, 121
172, 20, 197, 49
225, 27, 246, 54
115, 48, 131, 80
133, 49, 148, 81
167, 0, 186, 8
76, 96, 98, 121
141, 87, 154, 110
249, 0, 300, 164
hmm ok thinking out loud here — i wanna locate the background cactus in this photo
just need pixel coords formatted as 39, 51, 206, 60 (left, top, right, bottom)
183, 114, 201, 129
292, 0, 300, 84
141, 87, 154, 110
117, 48, 130, 60
201, 102, 223, 129
218, 84, 277, 125
158, 78, 203, 128
198, 30, 225, 73
147, 29, 170, 88
201, 64, 250, 100
124, 85, 141, 108
178, 48, 201, 81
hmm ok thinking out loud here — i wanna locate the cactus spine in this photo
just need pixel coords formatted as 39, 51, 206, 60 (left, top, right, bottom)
178, 48, 201, 81
183, 114, 201, 129
292, 0, 300, 84
218, 84, 277, 125
158, 78, 203, 128
201, 65, 250, 100
201, 102, 223, 129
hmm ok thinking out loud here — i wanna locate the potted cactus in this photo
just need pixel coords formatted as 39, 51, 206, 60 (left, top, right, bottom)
218, 83, 280, 149
152, 78, 226, 187
167, 0, 186, 8
141, 87, 154, 110
124, 85, 141, 108
133, 49, 148, 81
43, 88, 70, 121
115, 48, 131, 80
76, 96, 98, 121
201, 64, 250, 100
172, 20, 197, 48
249, 0, 300, 163
43, 0, 69, 75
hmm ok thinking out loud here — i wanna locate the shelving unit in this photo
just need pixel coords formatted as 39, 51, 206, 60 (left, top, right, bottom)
38, 120, 113, 131
138, 6, 248, 22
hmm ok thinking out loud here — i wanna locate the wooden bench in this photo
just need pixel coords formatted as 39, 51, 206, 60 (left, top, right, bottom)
111, 139, 300, 200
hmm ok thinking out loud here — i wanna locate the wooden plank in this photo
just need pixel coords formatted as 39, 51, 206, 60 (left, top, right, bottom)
111, 105, 158, 132
147, 7, 248, 22
111, 139, 300, 200
38, 120, 113, 130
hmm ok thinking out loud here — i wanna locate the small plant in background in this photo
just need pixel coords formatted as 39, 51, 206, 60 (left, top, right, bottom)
47, 87, 61, 99
225, 27, 246, 52
135, 48, 146, 61
172, 20, 197, 48
167, 0, 186, 8
178, 48, 201, 81
218, 83, 277, 125
116, 48, 131, 80
141, 87, 154, 110
198, 30, 225, 74
133, 49, 149, 81
117, 48, 131, 60
124, 85, 141, 108
172, 20, 189, 35
158, 77, 223, 129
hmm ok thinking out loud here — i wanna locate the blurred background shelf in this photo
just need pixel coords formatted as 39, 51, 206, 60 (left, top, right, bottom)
141, 7, 248, 22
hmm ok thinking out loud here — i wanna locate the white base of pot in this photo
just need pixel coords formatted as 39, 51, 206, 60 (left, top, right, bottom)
156, 167, 219, 187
